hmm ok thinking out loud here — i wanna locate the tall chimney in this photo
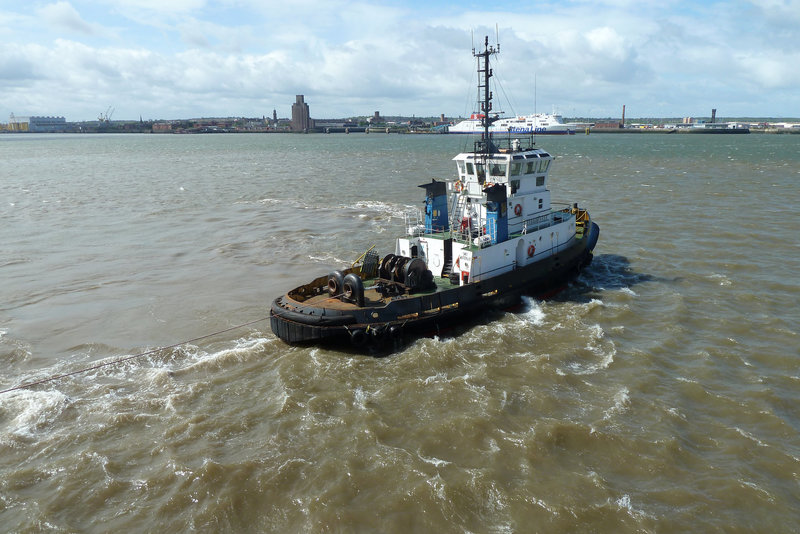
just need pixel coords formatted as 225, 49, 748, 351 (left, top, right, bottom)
711, 108, 716, 123
621, 105, 626, 128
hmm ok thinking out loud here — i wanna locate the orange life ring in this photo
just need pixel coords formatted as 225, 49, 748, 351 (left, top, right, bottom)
527, 244, 535, 257
455, 180, 463, 192
514, 204, 522, 216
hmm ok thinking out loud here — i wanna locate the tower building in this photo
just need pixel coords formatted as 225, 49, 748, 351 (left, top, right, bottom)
291, 95, 311, 132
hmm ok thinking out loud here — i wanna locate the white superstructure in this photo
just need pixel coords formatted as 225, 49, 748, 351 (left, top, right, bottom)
449, 112, 576, 135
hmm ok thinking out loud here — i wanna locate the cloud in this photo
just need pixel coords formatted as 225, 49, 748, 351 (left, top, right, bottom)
37, 1, 98, 35
0, 45, 40, 83
2, 1, 800, 120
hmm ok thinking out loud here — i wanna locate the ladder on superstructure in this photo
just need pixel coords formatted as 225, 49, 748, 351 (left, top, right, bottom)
449, 193, 468, 240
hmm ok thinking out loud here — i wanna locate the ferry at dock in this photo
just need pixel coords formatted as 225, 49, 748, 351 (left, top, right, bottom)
449, 112, 577, 135
270, 37, 599, 350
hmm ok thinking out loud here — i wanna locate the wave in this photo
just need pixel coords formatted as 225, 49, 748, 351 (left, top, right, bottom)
1, 389, 71, 441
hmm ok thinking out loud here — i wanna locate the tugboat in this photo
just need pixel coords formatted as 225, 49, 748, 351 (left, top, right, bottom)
270, 37, 600, 350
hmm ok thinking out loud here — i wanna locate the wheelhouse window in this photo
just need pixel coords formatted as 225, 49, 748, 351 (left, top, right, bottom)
510, 162, 521, 176
538, 159, 551, 173
466, 162, 474, 175
536, 176, 545, 187
457, 161, 466, 175
489, 163, 506, 177
526, 161, 536, 174
510, 179, 520, 194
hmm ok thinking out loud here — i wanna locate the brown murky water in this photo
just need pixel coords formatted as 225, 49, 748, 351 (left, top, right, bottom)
2, 132, 799, 532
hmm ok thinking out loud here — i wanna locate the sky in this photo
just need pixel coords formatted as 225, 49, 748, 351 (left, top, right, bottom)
1, 0, 799, 122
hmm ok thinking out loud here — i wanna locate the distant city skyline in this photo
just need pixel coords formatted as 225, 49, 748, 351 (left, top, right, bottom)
1, 1, 799, 122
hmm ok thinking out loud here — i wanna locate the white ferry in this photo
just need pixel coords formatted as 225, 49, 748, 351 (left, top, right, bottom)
270, 37, 599, 350
449, 112, 577, 135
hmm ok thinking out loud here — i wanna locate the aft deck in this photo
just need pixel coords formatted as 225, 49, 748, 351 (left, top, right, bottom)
289, 273, 460, 311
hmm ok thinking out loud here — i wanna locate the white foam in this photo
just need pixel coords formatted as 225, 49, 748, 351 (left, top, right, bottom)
425, 474, 447, 501
177, 336, 272, 372
349, 200, 413, 220
520, 297, 546, 325
307, 253, 349, 265
423, 372, 447, 385
734, 427, 768, 448
614, 493, 651, 520
709, 273, 732, 286
2, 389, 70, 439
559, 324, 616, 376
353, 387, 367, 409
603, 387, 630, 419
419, 454, 450, 467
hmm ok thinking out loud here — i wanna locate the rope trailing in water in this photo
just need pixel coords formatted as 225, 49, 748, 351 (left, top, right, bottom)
0, 316, 270, 395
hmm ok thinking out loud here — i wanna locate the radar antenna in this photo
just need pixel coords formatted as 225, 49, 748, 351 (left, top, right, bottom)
473, 35, 499, 155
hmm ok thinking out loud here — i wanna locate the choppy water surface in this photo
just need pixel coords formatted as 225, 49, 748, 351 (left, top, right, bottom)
1, 132, 799, 532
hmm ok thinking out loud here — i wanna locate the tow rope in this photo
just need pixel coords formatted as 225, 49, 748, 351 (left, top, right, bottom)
0, 316, 270, 395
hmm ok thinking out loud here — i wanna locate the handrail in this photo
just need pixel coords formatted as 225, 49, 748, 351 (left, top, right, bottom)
405, 204, 579, 243
351, 244, 376, 267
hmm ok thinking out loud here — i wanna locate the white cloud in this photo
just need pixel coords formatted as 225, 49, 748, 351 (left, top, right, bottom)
1, 1, 799, 120
37, 1, 99, 35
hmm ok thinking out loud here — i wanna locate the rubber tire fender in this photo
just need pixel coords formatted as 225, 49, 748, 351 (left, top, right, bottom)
328, 270, 345, 297
342, 273, 365, 307
388, 325, 402, 340
350, 329, 367, 346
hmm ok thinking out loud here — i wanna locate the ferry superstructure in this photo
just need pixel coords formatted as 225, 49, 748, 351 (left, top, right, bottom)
449, 112, 577, 135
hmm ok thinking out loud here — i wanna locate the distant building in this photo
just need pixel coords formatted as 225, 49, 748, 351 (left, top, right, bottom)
3, 115, 66, 132
595, 121, 622, 129
291, 95, 312, 131
29, 116, 67, 132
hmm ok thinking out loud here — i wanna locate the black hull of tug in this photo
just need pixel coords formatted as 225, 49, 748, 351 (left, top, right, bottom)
270, 223, 599, 350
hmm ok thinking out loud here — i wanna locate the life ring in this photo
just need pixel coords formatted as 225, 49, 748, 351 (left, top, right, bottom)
527, 244, 536, 257
514, 204, 522, 217
455, 180, 463, 192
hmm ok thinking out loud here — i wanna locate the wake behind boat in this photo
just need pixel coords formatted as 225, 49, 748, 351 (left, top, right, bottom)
270, 37, 599, 350
449, 112, 577, 135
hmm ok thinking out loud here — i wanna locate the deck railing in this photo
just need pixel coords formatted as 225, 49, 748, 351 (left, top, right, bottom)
405, 203, 579, 245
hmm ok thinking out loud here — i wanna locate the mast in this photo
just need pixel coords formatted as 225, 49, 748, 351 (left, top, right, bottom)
473, 35, 499, 155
